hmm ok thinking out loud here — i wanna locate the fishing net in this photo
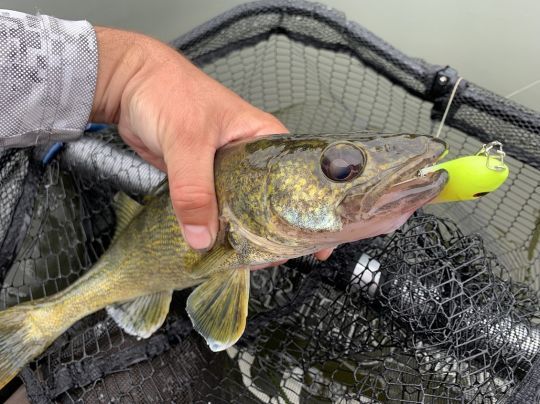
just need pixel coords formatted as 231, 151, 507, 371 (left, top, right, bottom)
1, 0, 540, 402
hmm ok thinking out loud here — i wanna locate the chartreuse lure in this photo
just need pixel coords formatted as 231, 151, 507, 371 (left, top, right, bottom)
421, 141, 509, 203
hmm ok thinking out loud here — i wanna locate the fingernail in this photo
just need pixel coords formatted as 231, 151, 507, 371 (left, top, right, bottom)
183, 225, 213, 251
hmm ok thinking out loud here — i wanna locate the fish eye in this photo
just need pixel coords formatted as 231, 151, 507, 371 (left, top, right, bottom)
321, 142, 366, 182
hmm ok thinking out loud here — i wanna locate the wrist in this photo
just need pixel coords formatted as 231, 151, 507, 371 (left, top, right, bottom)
90, 27, 147, 123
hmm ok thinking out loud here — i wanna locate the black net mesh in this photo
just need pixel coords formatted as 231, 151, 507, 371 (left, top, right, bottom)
0, 148, 42, 283
1, 1, 540, 402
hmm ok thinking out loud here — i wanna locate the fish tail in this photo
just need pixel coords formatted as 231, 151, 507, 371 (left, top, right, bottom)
0, 304, 52, 390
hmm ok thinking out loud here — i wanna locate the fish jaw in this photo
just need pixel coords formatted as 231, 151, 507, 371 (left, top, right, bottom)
330, 137, 448, 244
338, 136, 447, 219
337, 170, 448, 242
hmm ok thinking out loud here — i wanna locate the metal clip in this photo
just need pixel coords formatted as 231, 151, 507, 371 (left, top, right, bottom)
476, 141, 506, 171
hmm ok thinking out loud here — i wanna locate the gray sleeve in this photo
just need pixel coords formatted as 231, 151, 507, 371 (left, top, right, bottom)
0, 10, 97, 148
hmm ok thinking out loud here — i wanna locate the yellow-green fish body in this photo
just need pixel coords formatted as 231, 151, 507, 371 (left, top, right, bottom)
0, 133, 448, 389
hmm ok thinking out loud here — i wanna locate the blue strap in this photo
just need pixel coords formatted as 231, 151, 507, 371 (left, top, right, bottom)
41, 123, 110, 165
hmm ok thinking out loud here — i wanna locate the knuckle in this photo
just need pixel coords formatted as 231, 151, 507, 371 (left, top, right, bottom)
170, 185, 215, 216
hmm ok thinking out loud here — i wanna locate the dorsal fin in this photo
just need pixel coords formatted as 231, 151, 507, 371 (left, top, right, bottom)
113, 192, 144, 240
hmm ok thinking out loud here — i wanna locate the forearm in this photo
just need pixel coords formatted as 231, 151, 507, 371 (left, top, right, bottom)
0, 10, 97, 147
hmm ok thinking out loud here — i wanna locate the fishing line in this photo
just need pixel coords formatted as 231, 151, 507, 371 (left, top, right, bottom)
435, 75, 540, 138
506, 78, 540, 98
435, 76, 463, 138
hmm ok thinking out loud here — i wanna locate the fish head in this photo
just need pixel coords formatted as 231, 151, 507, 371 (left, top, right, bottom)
216, 133, 448, 251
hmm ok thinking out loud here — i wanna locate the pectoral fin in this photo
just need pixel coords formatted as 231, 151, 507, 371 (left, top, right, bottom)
186, 267, 250, 352
106, 290, 173, 338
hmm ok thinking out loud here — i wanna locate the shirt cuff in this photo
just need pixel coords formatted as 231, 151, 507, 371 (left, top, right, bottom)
0, 11, 98, 147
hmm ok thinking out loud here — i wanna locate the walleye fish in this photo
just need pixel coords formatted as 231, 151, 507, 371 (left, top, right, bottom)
0, 133, 447, 389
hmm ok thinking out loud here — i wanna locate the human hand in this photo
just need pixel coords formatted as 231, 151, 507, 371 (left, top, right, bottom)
90, 27, 333, 261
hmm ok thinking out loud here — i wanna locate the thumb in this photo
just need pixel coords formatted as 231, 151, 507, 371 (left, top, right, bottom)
164, 138, 218, 251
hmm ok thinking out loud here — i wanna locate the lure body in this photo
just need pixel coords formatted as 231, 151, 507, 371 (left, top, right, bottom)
423, 153, 509, 204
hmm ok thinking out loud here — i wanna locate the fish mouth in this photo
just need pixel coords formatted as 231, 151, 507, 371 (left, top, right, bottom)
368, 170, 448, 217
339, 137, 448, 223
369, 137, 448, 215
327, 169, 448, 246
